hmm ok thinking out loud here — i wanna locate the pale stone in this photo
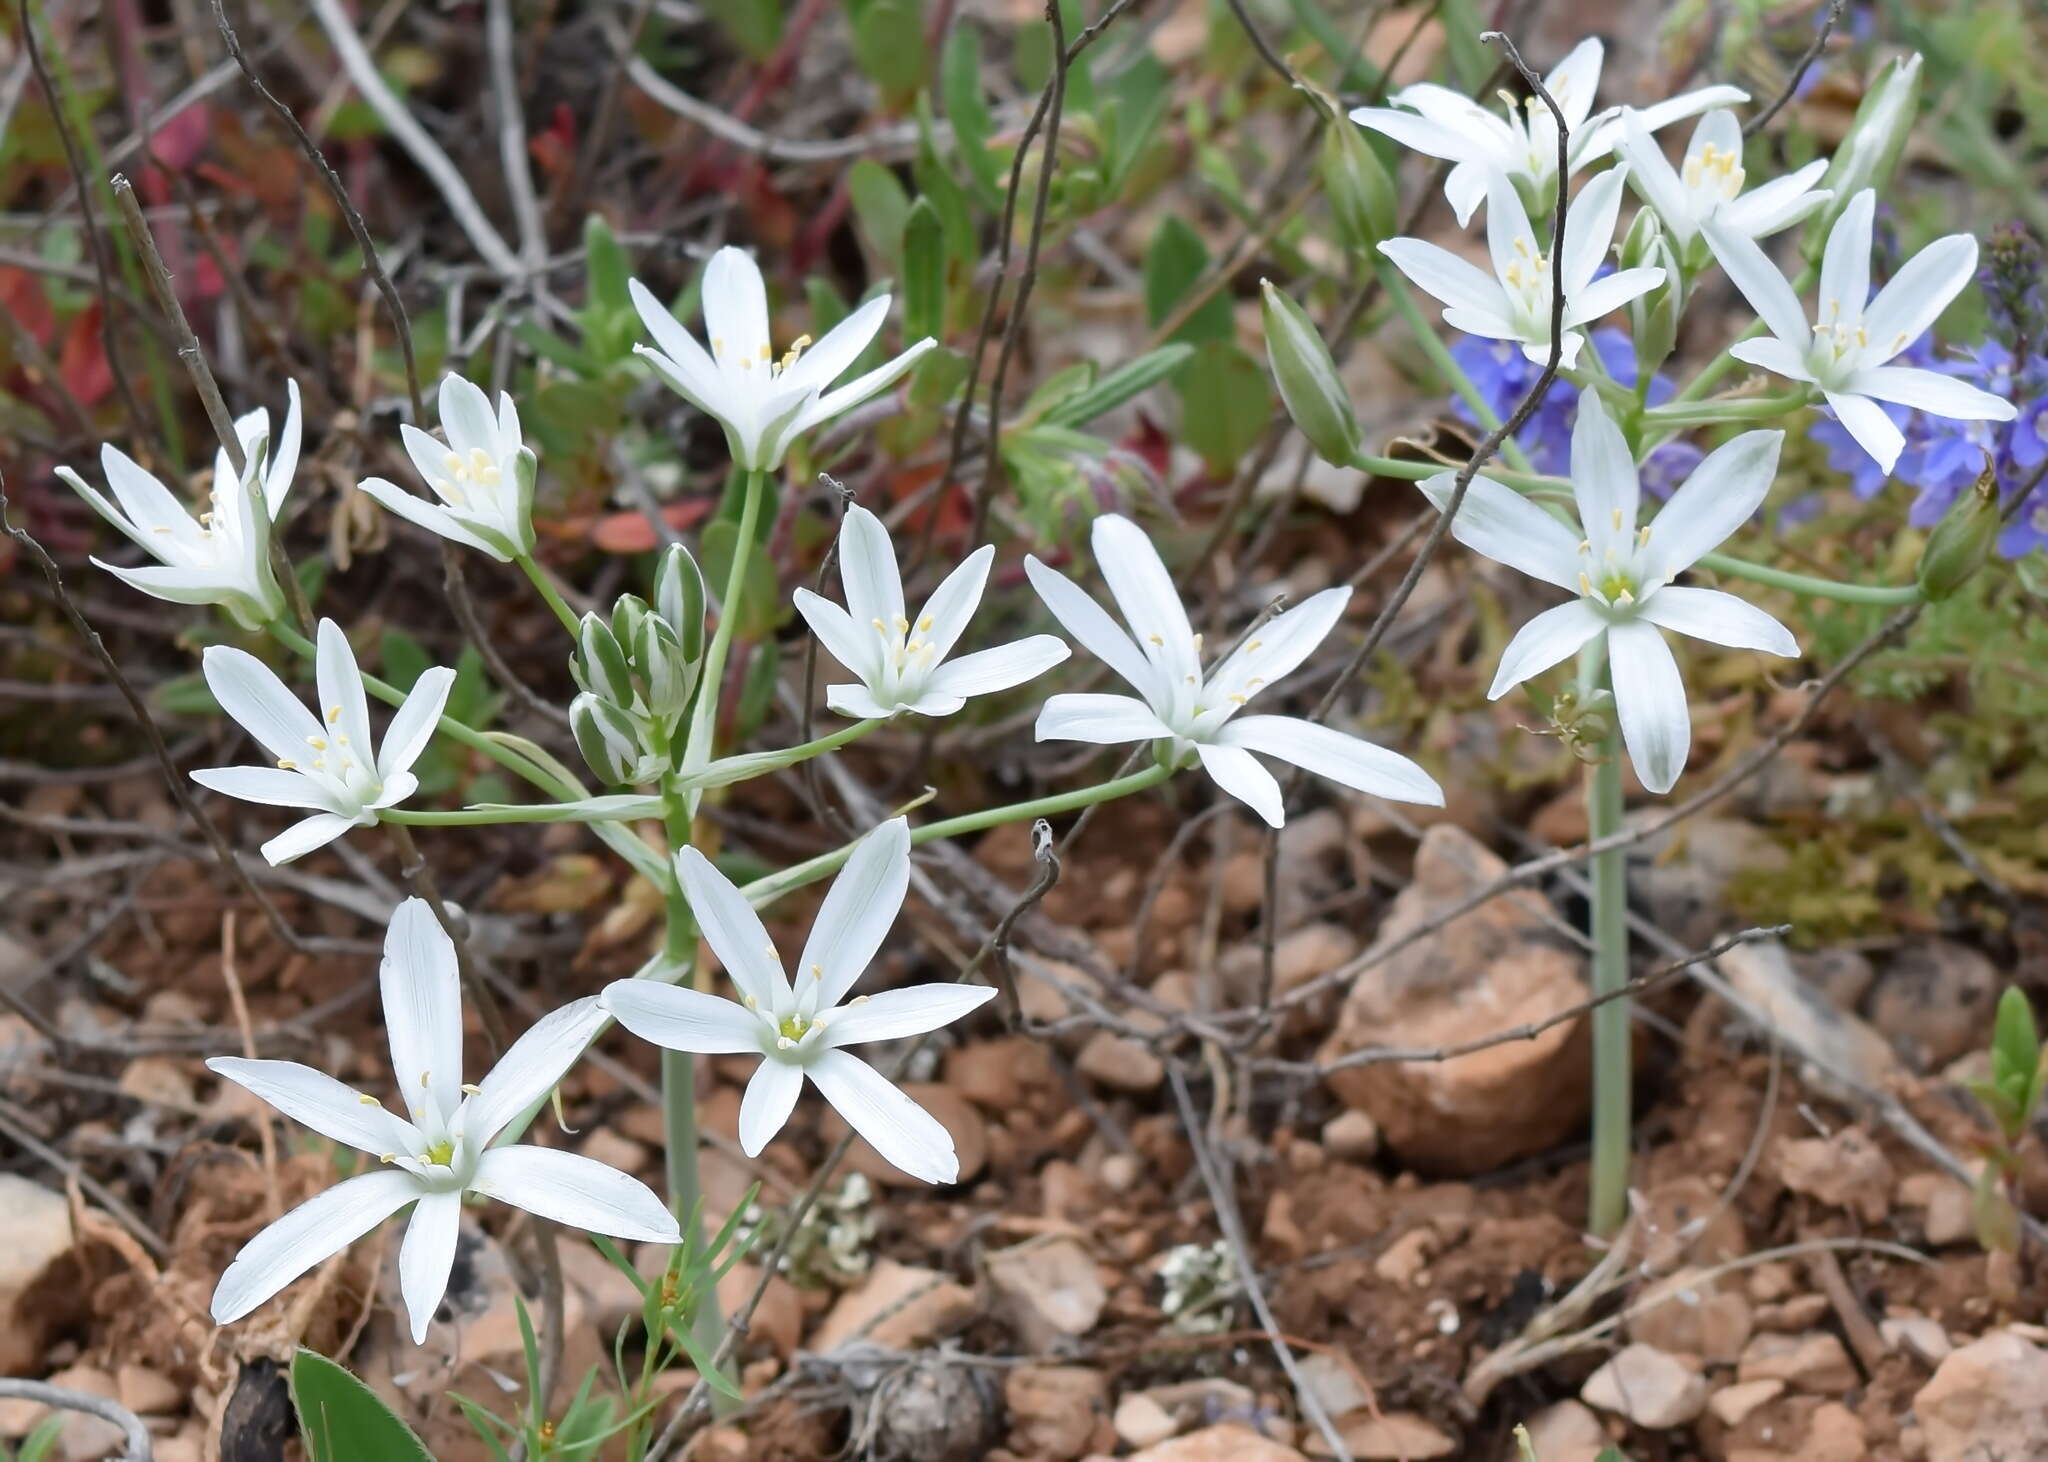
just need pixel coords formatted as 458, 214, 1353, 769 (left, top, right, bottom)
1580, 1344, 1708, 1428
985, 1235, 1106, 1350
1076, 1031, 1165, 1093
1321, 1109, 1380, 1162
1737, 1331, 1859, 1393
1913, 1331, 2048, 1462
1114, 1393, 1179, 1450
811, 1259, 975, 1351
1508, 1401, 1608, 1462
1129, 1424, 1308, 1461
1707, 1379, 1785, 1427
1776, 1127, 1893, 1224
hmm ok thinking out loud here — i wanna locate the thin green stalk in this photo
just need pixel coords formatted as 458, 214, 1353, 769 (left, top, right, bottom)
1640, 391, 1811, 427
1696, 551, 1923, 605
1351, 451, 1569, 495
382, 797, 664, 826
517, 554, 582, 637
1374, 259, 1538, 475
1586, 721, 1630, 1238
742, 762, 1173, 907
1672, 263, 1817, 404
681, 470, 768, 782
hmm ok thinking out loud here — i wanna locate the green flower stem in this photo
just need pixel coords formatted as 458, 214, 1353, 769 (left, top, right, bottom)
381, 797, 666, 826
679, 717, 882, 791
1586, 725, 1631, 1239
1639, 391, 1811, 427
1374, 259, 1538, 476
1351, 452, 1569, 496
1696, 552, 1923, 605
741, 762, 1174, 908
516, 553, 582, 638
681, 469, 769, 782
1671, 263, 1818, 404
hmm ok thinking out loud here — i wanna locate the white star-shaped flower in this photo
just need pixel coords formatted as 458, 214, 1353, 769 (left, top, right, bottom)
357, 373, 537, 561
1351, 37, 1746, 225
603, 819, 992, 1185
1612, 107, 1830, 257
57, 382, 303, 630
208, 899, 680, 1342
192, 619, 453, 864
793, 505, 1069, 720
631, 247, 936, 472
1702, 188, 2017, 472
1421, 389, 1796, 793
1025, 514, 1444, 827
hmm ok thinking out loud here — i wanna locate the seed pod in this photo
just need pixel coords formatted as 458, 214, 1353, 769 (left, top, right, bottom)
1916, 460, 1999, 602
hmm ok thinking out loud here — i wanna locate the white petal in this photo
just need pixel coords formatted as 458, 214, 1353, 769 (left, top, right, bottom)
1588, 83, 1751, 155
1416, 472, 1583, 592
1440, 305, 1521, 340
1564, 266, 1664, 328
1024, 556, 1160, 700
192, 766, 346, 813
266, 380, 305, 511
1377, 239, 1507, 319
202, 645, 324, 766
398, 1190, 462, 1343
356, 476, 514, 561
837, 505, 906, 634
1544, 37, 1606, 129
1205, 586, 1349, 704
367, 771, 419, 812
1444, 161, 1489, 227
827, 682, 901, 720
807, 1049, 961, 1185
1700, 220, 1810, 347
791, 340, 936, 436
1561, 167, 1629, 295
1485, 169, 1541, 287
1821, 390, 1905, 474
438, 374, 500, 459
1348, 104, 1497, 167
702, 247, 772, 367
798, 817, 910, 1012
1613, 111, 1693, 237
495, 390, 522, 459
1218, 715, 1445, 808
1091, 514, 1199, 689
636, 344, 736, 435
675, 846, 791, 1009
378, 667, 457, 781
1570, 389, 1639, 558
1818, 189, 1873, 331
1194, 741, 1286, 827
1727, 336, 1815, 383
206, 1056, 416, 1157
910, 545, 993, 667
314, 619, 376, 775
462, 997, 608, 1145
95, 562, 240, 608
210, 1168, 418, 1324
1719, 162, 1830, 238
99, 443, 199, 541
1483, 600, 1607, 697
380, 898, 465, 1131
781, 294, 889, 396
628, 277, 724, 394
1861, 233, 1979, 364
1847, 366, 2018, 421
470, 1146, 682, 1241
1642, 428, 1783, 579
737, 1060, 803, 1157
899, 690, 968, 718
260, 813, 359, 865
794, 588, 884, 688
821, 983, 997, 1048
1639, 586, 1799, 656
1606, 619, 1690, 795
1033, 692, 1175, 745
58, 465, 175, 556
924, 637, 1070, 700
601, 980, 765, 1054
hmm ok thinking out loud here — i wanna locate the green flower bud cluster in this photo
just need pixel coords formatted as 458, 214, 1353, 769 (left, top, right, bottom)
570, 543, 709, 785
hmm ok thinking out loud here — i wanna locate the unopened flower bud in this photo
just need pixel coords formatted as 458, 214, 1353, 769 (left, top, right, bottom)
1322, 119, 1398, 255
1628, 237, 1684, 376
570, 692, 646, 786
1917, 460, 1999, 601
654, 542, 708, 661
632, 615, 698, 722
574, 613, 634, 706
1260, 280, 1361, 468
1809, 53, 1921, 251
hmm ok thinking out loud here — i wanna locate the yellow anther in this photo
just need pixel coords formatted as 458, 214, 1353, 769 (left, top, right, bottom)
757, 341, 772, 362
1637, 525, 1652, 546
1247, 677, 1265, 689
918, 615, 933, 632
1610, 509, 1623, 531
1147, 633, 1164, 646
872, 617, 887, 632
277, 759, 297, 770
461, 1083, 481, 1095
1228, 694, 1247, 705
311, 758, 326, 771
894, 615, 910, 632
327, 704, 343, 723
810, 963, 824, 978
152, 525, 174, 535
359, 1093, 379, 1105
1577, 538, 1592, 554
420, 1070, 431, 1087
1579, 571, 1594, 596
743, 993, 758, 1009
1246, 639, 1261, 652
850, 994, 869, 1005
1615, 589, 1636, 607
307, 736, 327, 750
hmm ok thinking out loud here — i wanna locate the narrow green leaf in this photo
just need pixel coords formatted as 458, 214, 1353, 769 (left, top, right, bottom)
1045, 343, 1195, 426
1178, 341, 1273, 476
290, 1349, 434, 1462
583, 214, 631, 317
852, 0, 927, 104
848, 159, 913, 272
699, 0, 782, 60
902, 198, 946, 343
1144, 216, 1231, 344
940, 26, 1003, 205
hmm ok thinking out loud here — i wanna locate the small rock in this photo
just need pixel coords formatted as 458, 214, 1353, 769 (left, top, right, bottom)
1789, 948, 1875, 1012
0, 1174, 73, 1292
1268, 923, 1363, 1000
1075, 1032, 1164, 1093
1899, 1171, 1976, 1246
1580, 1344, 1708, 1428
1318, 825, 1590, 1174
115, 1363, 181, 1415
1753, 1294, 1831, 1332
985, 1236, 1106, 1350
1629, 816, 1788, 949
1321, 1110, 1380, 1162
1140, 1379, 1258, 1431
1633, 1175, 1748, 1268
1004, 1365, 1107, 1461
1913, 1331, 2048, 1462
1311, 1411, 1454, 1459
579, 1126, 648, 1175
1293, 1353, 1372, 1420
1373, 1229, 1437, 1286
1867, 939, 1998, 1071
1114, 1393, 1179, 1450
1128, 1425, 1307, 1462
117, 1056, 195, 1108
558, 1239, 646, 1336
1737, 1331, 1859, 1393
1708, 1378, 1785, 1426
1776, 1127, 1894, 1224
1717, 940, 1898, 1096
874, 1358, 997, 1461
812, 1259, 975, 1351
1802, 1401, 1869, 1462
1628, 1267, 1753, 1364
1882, 1314, 1953, 1364
1508, 1400, 1608, 1462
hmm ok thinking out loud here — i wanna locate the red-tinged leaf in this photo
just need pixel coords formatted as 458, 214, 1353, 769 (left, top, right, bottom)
57, 301, 114, 407
1121, 412, 1174, 482
558, 500, 718, 554
149, 102, 212, 169
0, 268, 56, 347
